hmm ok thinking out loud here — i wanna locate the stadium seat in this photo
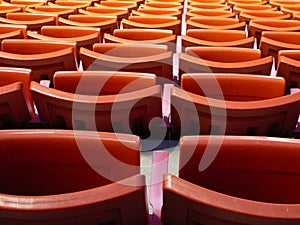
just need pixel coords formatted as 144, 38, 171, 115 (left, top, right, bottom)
0, 5, 22, 17
0, 129, 149, 225
0, 24, 27, 42
30, 81, 163, 138
179, 47, 273, 82
27, 26, 101, 57
228, 0, 266, 8
248, 19, 300, 47
0, 67, 34, 110
277, 50, 300, 92
239, 10, 290, 24
186, 17, 246, 30
0, 13, 57, 32
0, 82, 33, 128
170, 85, 300, 137
141, 2, 183, 11
187, 3, 230, 11
260, 31, 300, 67
103, 28, 177, 52
233, 3, 276, 14
96, 1, 138, 12
0, 39, 78, 82
162, 135, 300, 225
186, 9, 236, 20
25, 5, 76, 18
80, 43, 174, 82
131, 8, 182, 19
53, 70, 157, 95
78, 6, 129, 24
180, 73, 285, 100
122, 16, 181, 35
58, 15, 118, 39
182, 29, 254, 48
49, 0, 91, 12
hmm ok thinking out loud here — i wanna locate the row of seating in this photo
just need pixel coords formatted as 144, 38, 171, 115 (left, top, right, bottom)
3, 0, 300, 38
0, 130, 299, 224
1, 66, 299, 138
0, 39, 300, 85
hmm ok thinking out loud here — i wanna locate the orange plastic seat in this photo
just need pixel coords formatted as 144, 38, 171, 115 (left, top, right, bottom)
281, 5, 300, 17
0, 24, 27, 43
170, 85, 300, 137
106, 0, 144, 6
0, 129, 148, 225
25, 5, 76, 18
277, 50, 300, 92
122, 15, 181, 35
187, 0, 225, 4
80, 43, 174, 82
187, 17, 246, 30
227, 0, 266, 7
53, 71, 157, 95
140, 2, 183, 11
233, 3, 276, 14
27, 26, 101, 56
269, 0, 300, 9
186, 9, 236, 20
78, 6, 129, 23
293, 13, 300, 21
58, 15, 118, 38
148, 0, 184, 5
131, 8, 182, 19
103, 28, 177, 52
260, 31, 300, 67
96, 1, 138, 12
49, 0, 91, 12
248, 19, 300, 47
0, 67, 34, 111
181, 73, 285, 100
162, 136, 300, 225
0, 39, 78, 82
30, 81, 163, 138
179, 47, 273, 82
0, 5, 22, 17
0, 12, 57, 32
9, 0, 47, 7
239, 10, 290, 24
187, 3, 230, 11
0, 82, 33, 128
182, 29, 254, 48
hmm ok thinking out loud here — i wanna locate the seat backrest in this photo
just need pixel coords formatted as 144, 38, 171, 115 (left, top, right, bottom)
0, 129, 148, 225
170, 86, 300, 137
30, 81, 163, 139
0, 82, 32, 128
79, 44, 173, 82
277, 50, 300, 91
93, 42, 168, 56
0, 129, 140, 194
3, 12, 57, 31
104, 28, 177, 52
0, 24, 27, 41
185, 46, 261, 62
0, 67, 34, 110
26, 25, 101, 52
122, 15, 181, 35
162, 136, 300, 224
179, 135, 300, 203
0, 39, 78, 82
53, 71, 156, 95
182, 29, 254, 48
181, 73, 285, 101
